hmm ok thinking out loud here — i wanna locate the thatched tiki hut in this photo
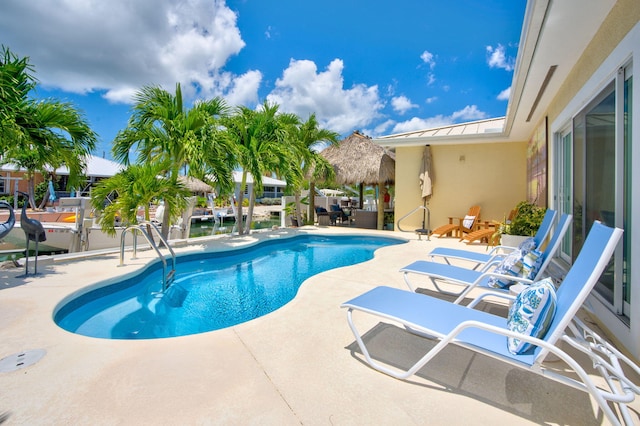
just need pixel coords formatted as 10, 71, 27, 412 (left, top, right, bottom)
178, 176, 213, 196
321, 131, 395, 230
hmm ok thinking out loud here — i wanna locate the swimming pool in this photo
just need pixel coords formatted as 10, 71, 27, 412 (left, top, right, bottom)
54, 234, 405, 339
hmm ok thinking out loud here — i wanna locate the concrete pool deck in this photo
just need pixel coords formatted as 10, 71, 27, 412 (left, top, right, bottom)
1, 226, 639, 424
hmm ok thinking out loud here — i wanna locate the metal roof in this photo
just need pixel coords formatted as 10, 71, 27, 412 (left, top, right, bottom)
54, 155, 125, 177
1, 155, 124, 178
375, 117, 506, 147
232, 171, 286, 186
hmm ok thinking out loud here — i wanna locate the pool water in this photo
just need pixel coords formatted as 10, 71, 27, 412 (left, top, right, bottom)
54, 235, 405, 339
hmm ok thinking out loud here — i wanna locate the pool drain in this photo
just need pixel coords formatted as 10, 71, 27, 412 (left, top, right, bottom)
0, 349, 46, 373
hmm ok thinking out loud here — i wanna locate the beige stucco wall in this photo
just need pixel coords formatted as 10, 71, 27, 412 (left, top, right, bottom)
545, 0, 640, 126
394, 142, 527, 233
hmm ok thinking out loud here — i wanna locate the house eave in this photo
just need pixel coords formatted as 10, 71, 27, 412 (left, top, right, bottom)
373, 131, 516, 149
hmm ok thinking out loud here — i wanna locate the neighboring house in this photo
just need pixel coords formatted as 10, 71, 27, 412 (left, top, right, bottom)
232, 170, 287, 200
52, 155, 125, 195
374, 0, 640, 359
2, 156, 287, 200
0, 155, 124, 197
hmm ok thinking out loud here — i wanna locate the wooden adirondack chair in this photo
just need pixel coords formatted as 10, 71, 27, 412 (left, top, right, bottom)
429, 205, 481, 239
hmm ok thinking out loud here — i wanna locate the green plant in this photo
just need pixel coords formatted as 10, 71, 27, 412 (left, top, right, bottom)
504, 201, 546, 236
283, 201, 297, 217
196, 196, 208, 208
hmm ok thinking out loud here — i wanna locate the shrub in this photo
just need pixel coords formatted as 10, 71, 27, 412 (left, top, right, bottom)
507, 201, 546, 236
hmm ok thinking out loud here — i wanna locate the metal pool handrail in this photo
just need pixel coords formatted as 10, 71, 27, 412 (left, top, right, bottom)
119, 221, 176, 291
396, 205, 431, 240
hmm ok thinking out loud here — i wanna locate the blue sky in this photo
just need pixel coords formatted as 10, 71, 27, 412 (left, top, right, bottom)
1, 0, 526, 159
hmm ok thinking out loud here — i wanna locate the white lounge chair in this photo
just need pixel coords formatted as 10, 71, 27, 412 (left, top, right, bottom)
428, 209, 557, 269
400, 214, 572, 304
342, 222, 640, 425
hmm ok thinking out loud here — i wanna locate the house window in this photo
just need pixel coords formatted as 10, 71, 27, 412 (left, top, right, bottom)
0, 177, 5, 194
572, 62, 632, 317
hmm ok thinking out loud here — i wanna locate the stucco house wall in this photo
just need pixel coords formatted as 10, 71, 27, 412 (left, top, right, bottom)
394, 142, 527, 232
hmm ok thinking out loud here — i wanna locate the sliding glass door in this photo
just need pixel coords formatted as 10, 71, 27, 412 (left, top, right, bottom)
571, 64, 632, 317
554, 129, 572, 262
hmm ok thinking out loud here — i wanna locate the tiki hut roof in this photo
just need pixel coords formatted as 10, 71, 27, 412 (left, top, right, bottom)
178, 176, 213, 193
321, 131, 395, 185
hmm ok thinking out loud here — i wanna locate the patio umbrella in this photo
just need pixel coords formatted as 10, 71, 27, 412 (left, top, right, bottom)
419, 145, 433, 200
418, 145, 433, 235
48, 180, 57, 203
321, 131, 395, 229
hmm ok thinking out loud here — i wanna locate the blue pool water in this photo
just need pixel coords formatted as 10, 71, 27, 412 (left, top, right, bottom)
54, 234, 405, 339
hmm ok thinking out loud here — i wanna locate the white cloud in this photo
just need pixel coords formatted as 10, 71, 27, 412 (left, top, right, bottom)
486, 44, 514, 71
420, 50, 436, 69
425, 96, 438, 104
451, 105, 487, 121
0, 0, 254, 104
391, 105, 487, 134
374, 119, 396, 135
386, 82, 397, 97
391, 116, 450, 134
225, 70, 263, 107
266, 59, 384, 134
391, 96, 418, 115
497, 87, 511, 101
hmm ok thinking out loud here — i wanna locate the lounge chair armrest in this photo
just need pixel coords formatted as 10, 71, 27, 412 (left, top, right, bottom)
486, 245, 517, 255
475, 271, 534, 286
467, 291, 516, 309
478, 257, 507, 272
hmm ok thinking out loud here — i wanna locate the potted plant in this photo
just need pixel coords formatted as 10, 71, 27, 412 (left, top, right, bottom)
494, 201, 546, 247
284, 201, 299, 227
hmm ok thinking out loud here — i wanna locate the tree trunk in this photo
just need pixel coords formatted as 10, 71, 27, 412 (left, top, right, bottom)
308, 181, 316, 225
294, 191, 303, 226
235, 193, 244, 235
236, 171, 247, 235
37, 187, 50, 210
244, 189, 256, 234
144, 206, 155, 245
376, 183, 384, 230
27, 177, 37, 210
161, 200, 171, 241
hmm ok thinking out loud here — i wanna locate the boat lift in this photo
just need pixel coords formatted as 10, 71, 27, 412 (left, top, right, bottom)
58, 197, 92, 252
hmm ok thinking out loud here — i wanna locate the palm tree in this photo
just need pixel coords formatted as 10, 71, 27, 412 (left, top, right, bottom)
220, 101, 299, 234
288, 114, 339, 224
90, 162, 190, 236
1, 47, 97, 208
3, 99, 97, 209
0, 45, 36, 152
113, 83, 234, 239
